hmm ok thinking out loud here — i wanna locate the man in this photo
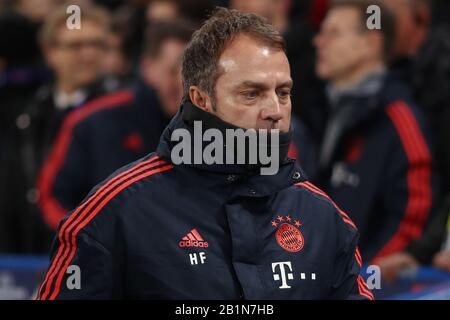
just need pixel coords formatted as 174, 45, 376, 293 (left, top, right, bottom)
38, 8, 373, 300
385, 0, 430, 64
101, 13, 135, 91
0, 4, 111, 253
37, 22, 193, 230
377, 0, 450, 280
381, 0, 433, 92
304, 0, 439, 264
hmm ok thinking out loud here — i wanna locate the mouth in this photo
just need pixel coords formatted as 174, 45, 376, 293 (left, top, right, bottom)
256, 122, 280, 131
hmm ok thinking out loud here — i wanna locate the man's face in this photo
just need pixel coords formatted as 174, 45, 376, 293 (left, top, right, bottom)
45, 20, 107, 90
142, 39, 186, 117
212, 34, 292, 132
103, 33, 130, 78
314, 7, 370, 81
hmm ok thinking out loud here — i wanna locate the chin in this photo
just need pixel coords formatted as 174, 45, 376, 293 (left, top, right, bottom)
316, 66, 330, 80
77, 75, 98, 87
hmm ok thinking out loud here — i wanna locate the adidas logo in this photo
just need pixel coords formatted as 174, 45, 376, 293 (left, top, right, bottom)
179, 229, 209, 248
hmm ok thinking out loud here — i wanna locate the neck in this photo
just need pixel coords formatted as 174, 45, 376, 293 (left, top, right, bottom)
179, 102, 293, 175
332, 61, 385, 90
55, 80, 81, 95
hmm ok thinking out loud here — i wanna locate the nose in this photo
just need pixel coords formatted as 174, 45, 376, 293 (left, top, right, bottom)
261, 95, 283, 123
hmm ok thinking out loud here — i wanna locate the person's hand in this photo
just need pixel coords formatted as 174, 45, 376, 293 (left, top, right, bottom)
378, 252, 419, 283
432, 250, 450, 272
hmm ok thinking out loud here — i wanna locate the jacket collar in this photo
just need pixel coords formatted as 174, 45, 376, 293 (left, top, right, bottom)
326, 67, 387, 110
156, 101, 307, 197
317, 71, 412, 172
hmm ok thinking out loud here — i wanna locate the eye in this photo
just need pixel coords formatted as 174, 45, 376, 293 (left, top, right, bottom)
242, 90, 259, 100
277, 89, 291, 99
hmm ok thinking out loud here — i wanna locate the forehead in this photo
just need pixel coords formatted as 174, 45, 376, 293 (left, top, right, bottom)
57, 20, 105, 40
323, 7, 362, 30
217, 34, 291, 85
385, 0, 412, 12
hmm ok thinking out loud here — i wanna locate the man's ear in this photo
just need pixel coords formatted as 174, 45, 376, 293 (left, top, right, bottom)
189, 86, 213, 112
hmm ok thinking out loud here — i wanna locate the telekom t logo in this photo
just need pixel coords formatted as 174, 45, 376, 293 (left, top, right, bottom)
272, 261, 294, 289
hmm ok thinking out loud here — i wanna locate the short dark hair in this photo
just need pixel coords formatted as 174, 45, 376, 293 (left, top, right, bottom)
181, 7, 285, 103
143, 21, 194, 58
329, 0, 396, 62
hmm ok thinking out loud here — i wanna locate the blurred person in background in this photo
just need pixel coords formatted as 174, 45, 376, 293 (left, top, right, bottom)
384, 0, 450, 195
121, 0, 213, 71
384, 0, 431, 83
37, 21, 193, 231
230, 0, 291, 33
146, 0, 181, 23
0, 3, 111, 253
376, 0, 450, 280
0, 0, 57, 253
122, 0, 210, 67
102, 12, 136, 91
0, 9, 48, 151
301, 0, 440, 266
0, 0, 56, 152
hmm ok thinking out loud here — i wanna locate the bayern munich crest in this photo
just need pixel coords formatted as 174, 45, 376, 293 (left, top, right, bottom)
271, 215, 304, 253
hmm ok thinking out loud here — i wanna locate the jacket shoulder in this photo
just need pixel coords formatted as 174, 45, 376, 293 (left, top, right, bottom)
64, 89, 135, 132
381, 76, 430, 132
382, 99, 433, 163
290, 181, 359, 232
289, 181, 363, 265
58, 153, 174, 235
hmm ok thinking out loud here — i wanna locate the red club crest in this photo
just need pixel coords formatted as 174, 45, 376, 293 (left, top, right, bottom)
272, 217, 304, 253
